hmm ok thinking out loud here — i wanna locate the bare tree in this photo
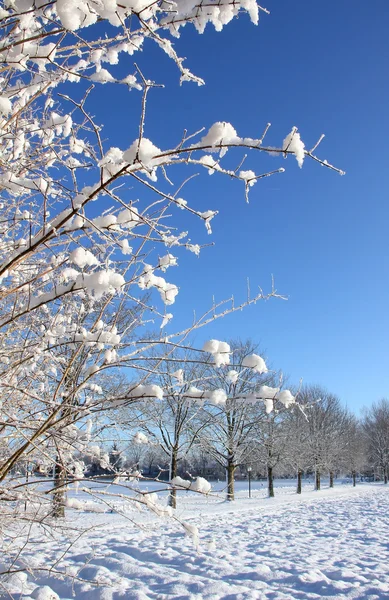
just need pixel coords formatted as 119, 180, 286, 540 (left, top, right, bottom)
295, 386, 349, 490
119, 354, 209, 508
195, 341, 295, 500
341, 415, 366, 486
362, 399, 389, 484
253, 399, 291, 497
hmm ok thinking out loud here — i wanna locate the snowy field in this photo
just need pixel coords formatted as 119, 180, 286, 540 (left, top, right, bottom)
2, 480, 389, 599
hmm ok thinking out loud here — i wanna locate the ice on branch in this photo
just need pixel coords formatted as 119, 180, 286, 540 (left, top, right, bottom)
203, 339, 231, 367
160, 0, 260, 35
283, 127, 306, 168
84, 364, 99, 378
104, 348, 117, 364
242, 353, 268, 374
187, 244, 201, 256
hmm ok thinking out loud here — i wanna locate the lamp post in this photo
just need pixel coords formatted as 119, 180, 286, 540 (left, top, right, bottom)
247, 466, 252, 499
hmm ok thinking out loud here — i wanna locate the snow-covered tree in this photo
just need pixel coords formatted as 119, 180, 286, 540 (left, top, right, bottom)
0, 0, 344, 582
253, 396, 292, 497
341, 414, 366, 486
194, 340, 296, 500
295, 386, 349, 490
120, 354, 210, 508
362, 399, 389, 484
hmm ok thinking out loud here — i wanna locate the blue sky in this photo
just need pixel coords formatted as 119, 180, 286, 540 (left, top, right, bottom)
88, 1, 389, 413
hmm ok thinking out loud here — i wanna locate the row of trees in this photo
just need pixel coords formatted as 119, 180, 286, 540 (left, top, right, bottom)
67, 341, 388, 505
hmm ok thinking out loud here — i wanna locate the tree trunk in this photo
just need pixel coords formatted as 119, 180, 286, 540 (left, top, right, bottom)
384, 465, 388, 484
268, 465, 274, 498
315, 469, 321, 491
352, 470, 356, 487
168, 446, 178, 509
226, 460, 235, 501
52, 459, 66, 518
297, 469, 302, 494
329, 471, 334, 488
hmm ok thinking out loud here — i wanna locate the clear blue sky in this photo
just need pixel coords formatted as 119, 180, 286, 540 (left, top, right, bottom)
88, 1, 389, 413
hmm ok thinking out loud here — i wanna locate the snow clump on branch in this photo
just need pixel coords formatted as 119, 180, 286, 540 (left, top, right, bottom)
283, 127, 306, 168
242, 353, 268, 373
171, 476, 211, 494
203, 339, 231, 367
133, 432, 149, 445
138, 264, 179, 305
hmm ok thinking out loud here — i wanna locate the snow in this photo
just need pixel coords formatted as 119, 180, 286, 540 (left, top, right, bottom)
258, 385, 279, 398
158, 253, 177, 271
199, 121, 240, 152
80, 269, 125, 299
123, 138, 162, 168
276, 389, 296, 407
3, 482, 389, 599
129, 383, 164, 400
239, 169, 257, 186
69, 247, 98, 268
0, 96, 12, 115
116, 206, 139, 229
207, 388, 227, 405
242, 353, 268, 373
226, 369, 239, 383
202, 339, 231, 367
90, 68, 115, 84
133, 431, 148, 444
283, 126, 306, 168
138, 264, 179, 305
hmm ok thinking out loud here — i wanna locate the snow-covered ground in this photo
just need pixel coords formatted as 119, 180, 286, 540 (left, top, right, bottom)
2, 480, 389, 599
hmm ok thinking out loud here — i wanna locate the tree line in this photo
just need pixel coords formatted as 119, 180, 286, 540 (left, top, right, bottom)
57, 340, 388, 506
